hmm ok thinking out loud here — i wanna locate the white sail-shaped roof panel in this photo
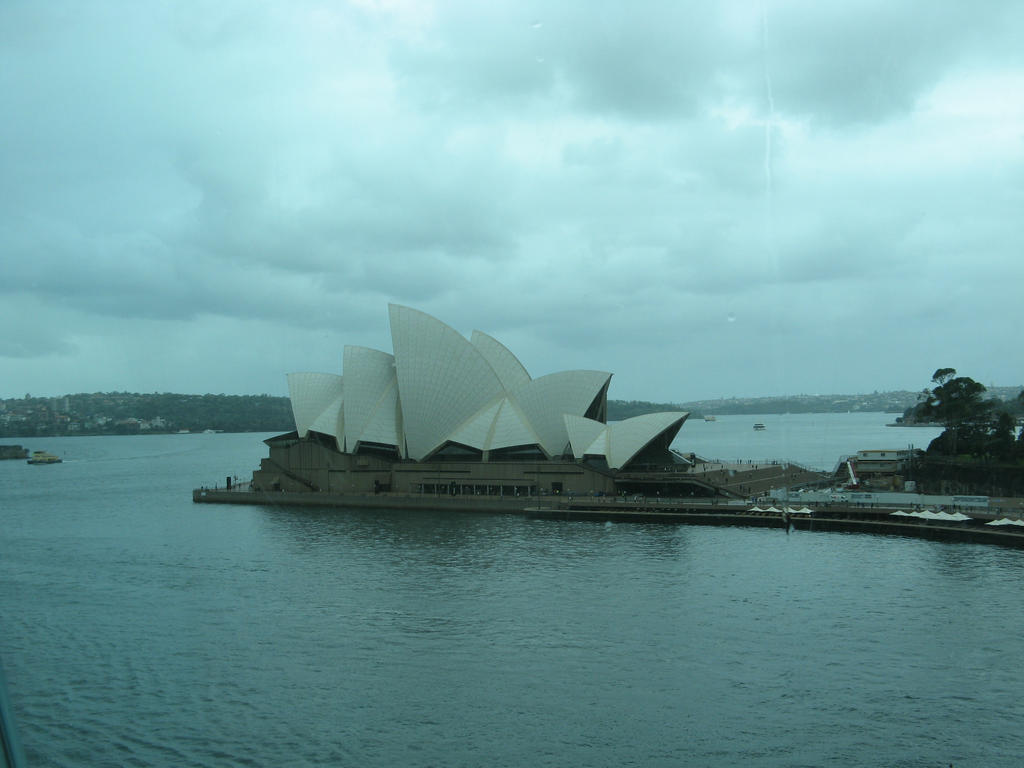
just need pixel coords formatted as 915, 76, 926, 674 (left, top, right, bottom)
585, 432, 609, 457
308, 393, 344, 444
488, 398, 542, 451
564, 414, 609, 459
389, 304, 505, 460
448, 398, 502, 450
607, 412, 689, 469
357, 376, 401, 451
287, 373, 344, 439
511, 370, 612, 456
470, 330, 532, 391
342, 346, 399, 449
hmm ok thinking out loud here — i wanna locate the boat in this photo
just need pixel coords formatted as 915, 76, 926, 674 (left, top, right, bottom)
1, 444, 29, 460
27, 450, 62, 464
753, 423, 766, 431
703, 415, 716, 422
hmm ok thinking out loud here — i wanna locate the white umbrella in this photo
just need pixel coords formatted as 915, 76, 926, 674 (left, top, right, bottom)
935, 511, 972, 522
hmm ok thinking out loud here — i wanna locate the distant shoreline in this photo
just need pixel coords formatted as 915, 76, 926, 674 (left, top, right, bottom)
0, 429, 281, 440
0, 414, 947, 440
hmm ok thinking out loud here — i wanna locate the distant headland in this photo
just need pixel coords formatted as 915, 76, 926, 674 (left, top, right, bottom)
610, 385, 1022, 420
2, 386, 1021, 437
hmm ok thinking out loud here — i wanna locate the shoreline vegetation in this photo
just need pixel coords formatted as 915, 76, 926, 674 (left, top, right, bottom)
2, 387, 1022, 438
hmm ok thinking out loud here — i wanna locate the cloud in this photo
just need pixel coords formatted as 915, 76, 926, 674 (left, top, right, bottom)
0, 296, 78, 359
0, 0, 1021, 401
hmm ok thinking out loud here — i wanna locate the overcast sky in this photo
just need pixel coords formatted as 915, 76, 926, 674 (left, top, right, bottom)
2, 0, 1022, 403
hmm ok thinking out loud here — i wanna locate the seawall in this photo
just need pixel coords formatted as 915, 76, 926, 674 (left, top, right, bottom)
193, 488, 1024, 548
193, 487, 531, 513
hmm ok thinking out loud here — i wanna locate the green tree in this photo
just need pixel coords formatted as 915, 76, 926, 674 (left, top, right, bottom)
917, 368, 989, 456
988, 411, 1017, 461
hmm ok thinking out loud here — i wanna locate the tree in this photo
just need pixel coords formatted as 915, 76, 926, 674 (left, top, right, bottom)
917, 368, 990, 456
988, 411, 1017, 461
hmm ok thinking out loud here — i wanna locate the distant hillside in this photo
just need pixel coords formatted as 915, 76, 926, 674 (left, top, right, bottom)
609, 387, 1023, 420
606, 393, 917, 420
4, 387, 1021, 437
669, 391, 921, 417
0, 392, 293, 437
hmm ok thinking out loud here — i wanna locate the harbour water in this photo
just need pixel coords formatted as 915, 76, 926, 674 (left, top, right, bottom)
678, 410, 944, 471
3, 417, 1022, 767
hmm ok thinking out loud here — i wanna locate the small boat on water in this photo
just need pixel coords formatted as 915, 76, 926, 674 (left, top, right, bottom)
703, 415, 716, 422
27, 450, 62, 464
0, 444, 29, 460
753, 423, 766, 431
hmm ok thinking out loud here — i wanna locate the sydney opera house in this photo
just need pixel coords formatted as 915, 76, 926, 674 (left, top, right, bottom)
251, 304, 705, 499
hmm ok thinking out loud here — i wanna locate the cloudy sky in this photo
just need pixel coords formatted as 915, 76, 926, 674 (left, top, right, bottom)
2, 0, 1022, 403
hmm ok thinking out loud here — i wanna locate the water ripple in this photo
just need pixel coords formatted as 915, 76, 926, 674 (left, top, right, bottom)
2, 437, 1024, 766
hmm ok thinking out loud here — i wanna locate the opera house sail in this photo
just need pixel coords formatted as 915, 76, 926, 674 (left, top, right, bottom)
251, 304, 693, 499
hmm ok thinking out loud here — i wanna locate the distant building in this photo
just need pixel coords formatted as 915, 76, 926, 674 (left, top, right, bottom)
849, 449, 915, 490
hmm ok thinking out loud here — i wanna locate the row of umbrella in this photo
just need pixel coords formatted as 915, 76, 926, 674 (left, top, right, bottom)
889, 510, 1024, 527
747, 506, 1024, 528
748, 506, 813, 515
984, 517, 1024, 527
889, 509, 973, 522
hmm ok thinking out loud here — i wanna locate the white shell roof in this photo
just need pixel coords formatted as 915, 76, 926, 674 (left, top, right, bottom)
342, 346, 400, 452
447, 396, 542, 453
607, 412, 688, 469
447, 398, 503, 449
357, 378, 401, 453
389, 304, 505, 460
284, 305, 689, 467
470, 330, 532, 391
565, 411, 689, 469
487, 398, 541, 451
287, 373, 344, 440
565, 414, 608, 459
308, 393, 344, 443
511, 370, 612, 456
